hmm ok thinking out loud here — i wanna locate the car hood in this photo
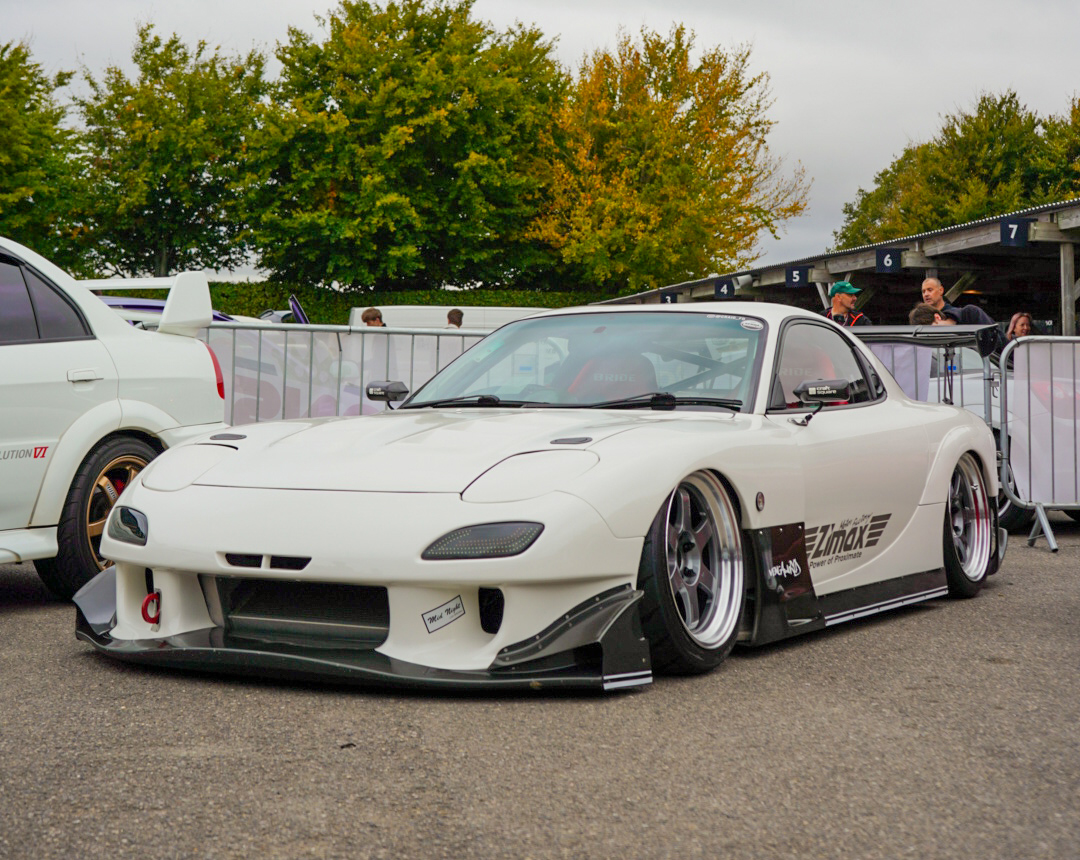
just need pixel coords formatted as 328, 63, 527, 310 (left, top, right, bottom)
175, 409, 694, 493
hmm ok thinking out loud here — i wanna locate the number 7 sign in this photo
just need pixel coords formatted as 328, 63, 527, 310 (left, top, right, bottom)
1000, 218, 1032, 247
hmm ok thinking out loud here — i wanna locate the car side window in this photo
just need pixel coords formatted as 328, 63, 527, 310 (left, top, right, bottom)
0, 261, 39, 344
769, 322, 875, 410
24, 267, 90, 340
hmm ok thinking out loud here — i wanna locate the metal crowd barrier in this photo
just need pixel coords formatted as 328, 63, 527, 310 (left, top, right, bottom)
199, 323, 486, 425
999, 336, 1080, 552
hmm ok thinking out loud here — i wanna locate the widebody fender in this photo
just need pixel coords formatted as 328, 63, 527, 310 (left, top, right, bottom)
918, 420, 998, 507
29, 401, 122, 527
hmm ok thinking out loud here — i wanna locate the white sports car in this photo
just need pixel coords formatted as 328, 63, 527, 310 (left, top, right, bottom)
0, 237, 226, 599
76, 303, 1006, 691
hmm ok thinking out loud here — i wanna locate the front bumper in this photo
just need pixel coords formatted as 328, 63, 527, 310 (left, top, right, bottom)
74, 568, 652, 692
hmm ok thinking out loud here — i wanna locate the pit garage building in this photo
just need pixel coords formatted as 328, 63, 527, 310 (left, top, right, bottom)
609, 199, 1080, 335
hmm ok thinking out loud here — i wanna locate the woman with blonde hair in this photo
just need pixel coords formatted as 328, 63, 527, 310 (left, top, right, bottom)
1006, 312, 1033, 341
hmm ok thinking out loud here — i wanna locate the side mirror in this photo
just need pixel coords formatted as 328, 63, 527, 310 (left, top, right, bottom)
793, 379, 851, 404
366, 380, 409, 402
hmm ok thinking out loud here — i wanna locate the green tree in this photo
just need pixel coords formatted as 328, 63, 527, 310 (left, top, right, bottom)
1041, 95, 1080, 201
0, 41, 79, 267
74, 25, 265, 276
527, 26, 809, 293
834, 91, 1070, 248
245, 0, 565, 290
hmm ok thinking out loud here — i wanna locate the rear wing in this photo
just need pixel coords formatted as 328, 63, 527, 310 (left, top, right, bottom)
82, 272, 212, 338
851, 324, 1000, 358
852, 324, 999, 425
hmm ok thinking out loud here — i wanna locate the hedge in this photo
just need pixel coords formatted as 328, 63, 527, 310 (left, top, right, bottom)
93, 282, 616, 325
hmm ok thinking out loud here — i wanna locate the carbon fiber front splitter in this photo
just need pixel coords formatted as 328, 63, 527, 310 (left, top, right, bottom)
75, 578, 652, 693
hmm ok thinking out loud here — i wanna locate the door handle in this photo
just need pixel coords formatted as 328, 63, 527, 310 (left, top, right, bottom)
67, 368, 104, 383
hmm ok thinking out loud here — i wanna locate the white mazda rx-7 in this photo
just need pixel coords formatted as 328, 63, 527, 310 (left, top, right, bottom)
75, 302, 1006, 692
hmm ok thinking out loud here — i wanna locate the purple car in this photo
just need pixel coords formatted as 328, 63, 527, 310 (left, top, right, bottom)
99, 296, 237, 325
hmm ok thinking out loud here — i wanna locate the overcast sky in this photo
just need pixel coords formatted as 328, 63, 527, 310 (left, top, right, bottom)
9, 0, 1080, 269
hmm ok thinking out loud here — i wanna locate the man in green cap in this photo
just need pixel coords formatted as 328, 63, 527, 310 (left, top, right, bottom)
824, 281, 871, 326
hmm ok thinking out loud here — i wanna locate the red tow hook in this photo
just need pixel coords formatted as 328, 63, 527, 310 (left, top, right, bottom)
141, 590, 161, 625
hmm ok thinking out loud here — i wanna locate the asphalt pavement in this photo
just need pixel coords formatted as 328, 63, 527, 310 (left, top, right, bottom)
2, 516, 1078, 860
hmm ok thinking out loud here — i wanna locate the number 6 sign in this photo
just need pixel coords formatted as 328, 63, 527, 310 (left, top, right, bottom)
876, 248, 903, 273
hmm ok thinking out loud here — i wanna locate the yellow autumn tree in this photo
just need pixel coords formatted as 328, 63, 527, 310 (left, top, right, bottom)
529, 26, 809, 293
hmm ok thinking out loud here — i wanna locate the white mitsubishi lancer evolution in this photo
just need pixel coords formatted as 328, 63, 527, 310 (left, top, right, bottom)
1, 237, 227, 599
76, 303, 1006, 692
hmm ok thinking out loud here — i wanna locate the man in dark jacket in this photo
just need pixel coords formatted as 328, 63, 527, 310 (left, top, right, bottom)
909, 302, 1006, 351
920, 277, 960, 318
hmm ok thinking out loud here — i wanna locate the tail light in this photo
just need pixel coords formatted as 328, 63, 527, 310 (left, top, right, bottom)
202, 341, 225, 399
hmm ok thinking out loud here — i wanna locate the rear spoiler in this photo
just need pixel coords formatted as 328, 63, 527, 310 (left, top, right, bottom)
82, 272, 212, 338
851, 324, 1000, 358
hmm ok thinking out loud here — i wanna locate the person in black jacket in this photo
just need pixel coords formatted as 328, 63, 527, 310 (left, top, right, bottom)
909, 302, 1006, 351
920, 277, 960, 318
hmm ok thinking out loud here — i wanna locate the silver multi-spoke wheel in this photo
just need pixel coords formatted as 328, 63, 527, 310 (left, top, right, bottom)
639, 470, 745, 674
664, 473, 744, 646
943, 453, 992, 597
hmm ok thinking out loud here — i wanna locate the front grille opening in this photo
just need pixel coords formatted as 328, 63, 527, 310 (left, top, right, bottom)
224, 553, 261, 568
478, 587, 504, 635
214, 577, 389, 649
269, 555, 310, 571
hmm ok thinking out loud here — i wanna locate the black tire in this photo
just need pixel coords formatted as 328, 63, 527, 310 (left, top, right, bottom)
943, 453, 993, 599
997, 458, 1036, 532
637, 470, 745, 675
34, 436, 157, 600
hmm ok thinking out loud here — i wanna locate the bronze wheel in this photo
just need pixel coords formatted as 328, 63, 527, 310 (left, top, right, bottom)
35, 437, 157, 600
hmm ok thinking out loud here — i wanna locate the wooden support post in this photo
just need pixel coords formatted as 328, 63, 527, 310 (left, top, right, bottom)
1062, 242, 1077, 336
946, 272, 975, 303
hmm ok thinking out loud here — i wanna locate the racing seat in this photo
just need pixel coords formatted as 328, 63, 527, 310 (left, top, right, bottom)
567, 352, 658, 402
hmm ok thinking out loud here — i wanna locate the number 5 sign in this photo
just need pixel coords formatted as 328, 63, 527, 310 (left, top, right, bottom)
785, 266, 810, 288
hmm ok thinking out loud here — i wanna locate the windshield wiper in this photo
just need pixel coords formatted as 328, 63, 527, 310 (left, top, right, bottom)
402, 394, 502, 408
585, 392, 741, 411
402, 395, 560, 409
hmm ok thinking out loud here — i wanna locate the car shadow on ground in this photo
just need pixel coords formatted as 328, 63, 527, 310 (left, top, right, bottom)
0, 563, 62, 612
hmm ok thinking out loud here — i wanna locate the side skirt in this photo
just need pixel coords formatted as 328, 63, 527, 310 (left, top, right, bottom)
818, 570, 948, 627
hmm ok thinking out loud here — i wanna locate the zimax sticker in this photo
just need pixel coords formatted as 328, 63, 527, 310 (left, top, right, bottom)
805, 513, 891, 567
422, 595, 466, 633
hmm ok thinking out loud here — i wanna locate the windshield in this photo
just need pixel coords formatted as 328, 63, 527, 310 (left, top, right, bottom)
403, 311, 766, 410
